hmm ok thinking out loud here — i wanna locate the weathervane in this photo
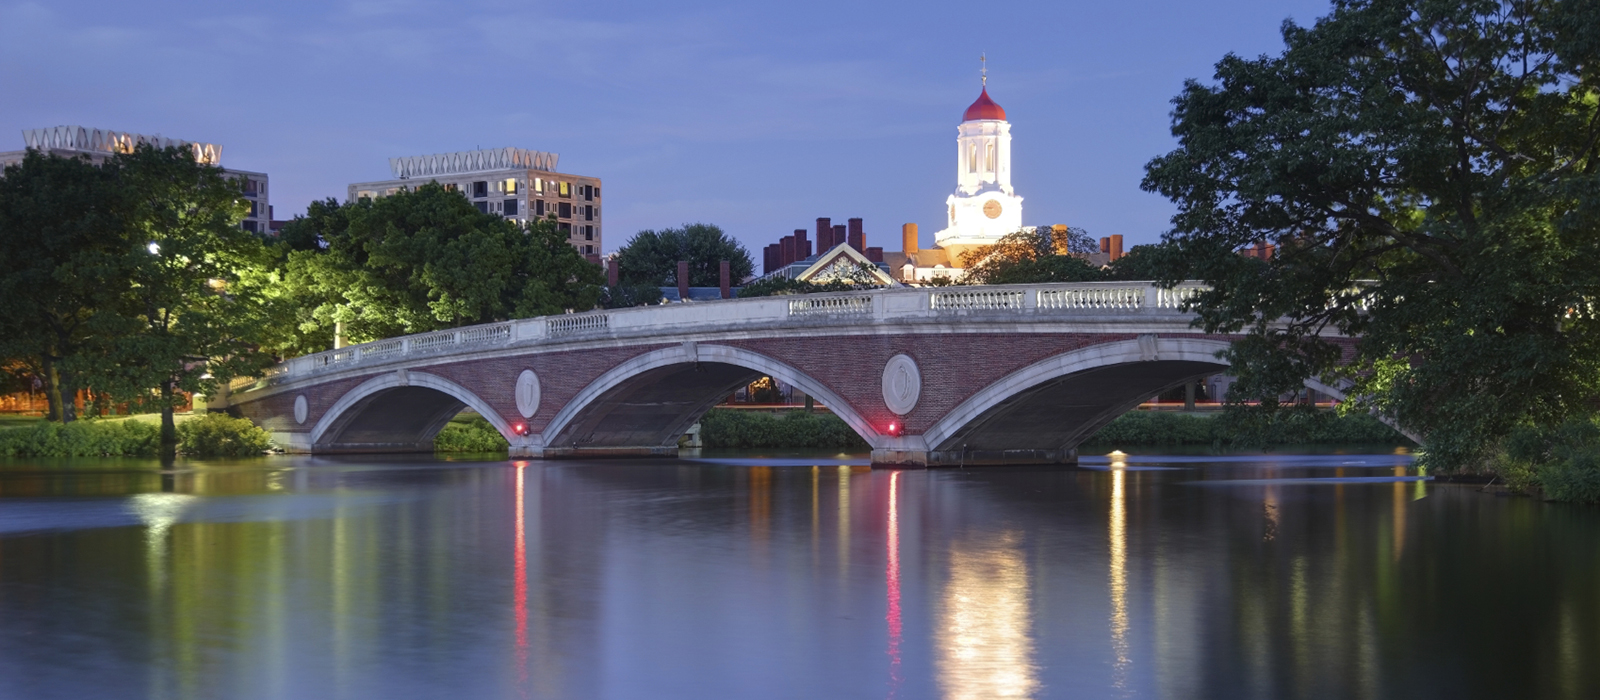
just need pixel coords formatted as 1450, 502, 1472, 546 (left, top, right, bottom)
981, 53, 987, 86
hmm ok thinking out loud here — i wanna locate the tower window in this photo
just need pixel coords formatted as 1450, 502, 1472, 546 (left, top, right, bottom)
967, 143, 977, 173
986, 141, 995, 172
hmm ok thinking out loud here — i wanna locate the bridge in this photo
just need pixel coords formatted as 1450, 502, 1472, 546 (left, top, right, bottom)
217, 282, 1353, 468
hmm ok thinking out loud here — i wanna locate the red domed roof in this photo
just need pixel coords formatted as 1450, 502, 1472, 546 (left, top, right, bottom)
963, 87, 1006, 121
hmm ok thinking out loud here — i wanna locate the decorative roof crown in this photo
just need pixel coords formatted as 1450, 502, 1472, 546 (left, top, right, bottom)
962, 87, 1006, 122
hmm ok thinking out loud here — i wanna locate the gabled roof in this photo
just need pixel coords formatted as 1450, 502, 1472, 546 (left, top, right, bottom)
795, 243, 901, 287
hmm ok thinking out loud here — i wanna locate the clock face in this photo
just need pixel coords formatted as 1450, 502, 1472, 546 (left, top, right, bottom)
983, 200, 1003, 219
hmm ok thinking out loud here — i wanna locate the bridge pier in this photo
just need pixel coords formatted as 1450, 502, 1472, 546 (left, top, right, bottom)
870, 447, 1078, 469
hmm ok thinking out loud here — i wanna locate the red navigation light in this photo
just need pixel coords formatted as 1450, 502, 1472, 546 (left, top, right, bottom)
512, 422, 529, 436
887, 421, 901, 436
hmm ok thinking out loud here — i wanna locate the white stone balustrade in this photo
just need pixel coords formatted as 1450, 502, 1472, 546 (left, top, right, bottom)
232, 281, 1214, 393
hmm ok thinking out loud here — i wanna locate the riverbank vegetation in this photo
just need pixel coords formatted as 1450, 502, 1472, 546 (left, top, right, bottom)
0, 412, 271, 458
434, 414, 510, 452
698, 409, 870, 450
1082, 408, 1407, 448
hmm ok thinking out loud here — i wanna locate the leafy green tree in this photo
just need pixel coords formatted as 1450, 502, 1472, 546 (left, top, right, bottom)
275, 184, 602, 349
736, 262, 888, 298
1103, 244, 1185, 281
1140, 0, 1600, 471
83, 145, 278, 459
600, 280, 667, 308
615, 223, 754, 287
0, 150, 126, 422
960, 227, 1105, 284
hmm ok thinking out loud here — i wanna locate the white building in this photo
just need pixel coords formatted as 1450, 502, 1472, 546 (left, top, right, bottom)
348, 148, 603, 257
0, 126, 272, 234
932, 83, 1024, 263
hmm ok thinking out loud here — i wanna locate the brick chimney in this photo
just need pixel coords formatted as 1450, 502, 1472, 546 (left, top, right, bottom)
816, 218, 832, 251
606, 258, 618, 287
677, 261, 689, 302
902, 223, 918, 255
719, 260, 731, 299
847, 218, 864, 252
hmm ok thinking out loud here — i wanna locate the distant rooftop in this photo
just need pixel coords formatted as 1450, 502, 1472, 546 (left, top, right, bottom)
389, 147, 559, 179
22, 126, 222, 165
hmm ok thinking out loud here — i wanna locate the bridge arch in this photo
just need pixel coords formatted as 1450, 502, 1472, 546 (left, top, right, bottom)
311, 370, 514, 452
899, 337, 1233, 464
539, 344, 876, 453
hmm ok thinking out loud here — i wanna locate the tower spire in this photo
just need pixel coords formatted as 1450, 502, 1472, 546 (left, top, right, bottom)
981, 53, 987, 86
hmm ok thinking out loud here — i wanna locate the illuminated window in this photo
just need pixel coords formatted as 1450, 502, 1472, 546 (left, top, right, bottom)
967, 143, 977, 173
559, 182, 571, 198
985, 141, 995, 172
503, 178, 518, 195
534, 178, 543, 193
357, 190, 377, 200
384, 188, 399, 196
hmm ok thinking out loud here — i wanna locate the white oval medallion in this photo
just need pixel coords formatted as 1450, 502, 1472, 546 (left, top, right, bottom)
293, 394, 308, 425
881, 354, 921, 416
514, 369, 541, 419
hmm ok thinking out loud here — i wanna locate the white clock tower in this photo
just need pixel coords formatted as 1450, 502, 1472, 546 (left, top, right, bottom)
933, 74, 1024, 262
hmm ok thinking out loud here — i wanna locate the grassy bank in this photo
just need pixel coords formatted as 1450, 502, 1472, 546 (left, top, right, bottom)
699, 409, 870, 450
0, 413, 271, 458
434, 414, 510, 452
1083, 408, 1409, 448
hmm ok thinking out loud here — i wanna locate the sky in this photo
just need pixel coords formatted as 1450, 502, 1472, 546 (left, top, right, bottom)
0, 0, 1335, 254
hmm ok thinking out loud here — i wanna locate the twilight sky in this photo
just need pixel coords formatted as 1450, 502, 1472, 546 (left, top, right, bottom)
0, 0, 1332, 254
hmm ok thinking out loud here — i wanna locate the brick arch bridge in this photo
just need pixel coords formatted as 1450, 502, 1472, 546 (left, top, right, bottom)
218, 283, 1349, 467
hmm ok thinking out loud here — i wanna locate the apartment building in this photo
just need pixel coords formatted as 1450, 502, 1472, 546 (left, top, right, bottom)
347, 147, 602, 257
0, 126, 272, 234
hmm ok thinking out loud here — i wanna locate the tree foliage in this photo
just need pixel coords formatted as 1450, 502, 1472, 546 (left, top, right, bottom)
272, 185, 603, 349
736, 262, 888, 298
1140, 0, 1600, 471
0, 150, 124, 421
960, 227, 1115, 285
615, 223, 754, 287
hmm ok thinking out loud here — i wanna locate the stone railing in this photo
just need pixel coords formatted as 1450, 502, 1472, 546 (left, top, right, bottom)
788, 296, 872, 316
233, 282, 1212, 393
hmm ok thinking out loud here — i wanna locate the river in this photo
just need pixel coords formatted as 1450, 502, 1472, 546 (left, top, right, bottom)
0, 450, 1595, 699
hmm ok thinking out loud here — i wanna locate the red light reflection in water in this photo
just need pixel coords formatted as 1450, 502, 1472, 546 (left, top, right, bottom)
886, 471, 902, 698
514, 463, 529, 694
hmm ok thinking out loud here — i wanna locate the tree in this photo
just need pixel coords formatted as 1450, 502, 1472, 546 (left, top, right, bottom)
1140, 0, 1600, 471
615, 223, 754, 287
85, 145, 278, 459
0, 150, 126, 422
275, 184, 603, 349
959, 227, 1105, 284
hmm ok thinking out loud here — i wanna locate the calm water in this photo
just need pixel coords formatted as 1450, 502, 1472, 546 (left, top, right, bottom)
0, 450, 1597, 699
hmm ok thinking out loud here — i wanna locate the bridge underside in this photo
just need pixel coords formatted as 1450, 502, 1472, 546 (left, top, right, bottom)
874, 360, 1224, 468
537, 362, 760, 458
314, 386, 466, 454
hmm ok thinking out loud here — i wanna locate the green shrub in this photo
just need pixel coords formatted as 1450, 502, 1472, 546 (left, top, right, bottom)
434, 414, 510, 452
1495, 417, 1600, 504
0, 419, 160, 457
699, 409, 870, 450
177, 413, 273, 457
1083, 407, 1408, 447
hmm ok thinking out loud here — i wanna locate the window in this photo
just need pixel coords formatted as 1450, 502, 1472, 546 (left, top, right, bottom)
558, 202, 571, 219
967, 143, 977, 173
357, 190, 377, 200
473, 181, 488, 198
584, 205, 593, 221
444, 183, 459, 192
558, 223, 571, 234
503, 199, 518, 216
502, 178, 518, 195
535, 200, 546, 217
384, 188, 399, 196
558, 182, 571, 198
985, 141, 995, 172
248, 201, 259, 217
584, 225, 593, 241
475, 201, 489, 213
241, 220, 257, 233
583, 245, 594, 255
534, 178, 543, 194
583, 184, 593, 201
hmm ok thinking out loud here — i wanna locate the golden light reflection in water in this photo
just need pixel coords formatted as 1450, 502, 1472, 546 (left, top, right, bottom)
1109, 468, 1131, 692
937, 529, 1038, 700
886, 471, 902, 697
1392, 466, 1406, 561
514, 463, 529, 694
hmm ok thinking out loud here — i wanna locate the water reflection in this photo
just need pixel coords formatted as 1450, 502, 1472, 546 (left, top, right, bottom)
0, 452, 1597, 699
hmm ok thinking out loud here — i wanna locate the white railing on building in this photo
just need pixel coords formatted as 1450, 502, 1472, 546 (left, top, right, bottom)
231, 282, 1217, 392
1039, 287, 1145, 310
788, 296, 872, 316
931, 289, 1024, 311
548, 313, 609, 337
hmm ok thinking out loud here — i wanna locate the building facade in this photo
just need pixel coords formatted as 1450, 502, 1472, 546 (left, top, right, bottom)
0, 126, 272, 233
347, 147, 603, 257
